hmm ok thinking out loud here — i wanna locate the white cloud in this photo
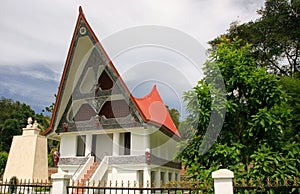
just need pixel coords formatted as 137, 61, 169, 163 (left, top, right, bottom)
0, 0, 265, 113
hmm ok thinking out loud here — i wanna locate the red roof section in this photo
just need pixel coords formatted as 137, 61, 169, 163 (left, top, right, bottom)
133, 85, 181, 138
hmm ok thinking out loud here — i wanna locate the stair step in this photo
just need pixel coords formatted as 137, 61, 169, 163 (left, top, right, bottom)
72, 162, 101, 194
80, 162, 100, 183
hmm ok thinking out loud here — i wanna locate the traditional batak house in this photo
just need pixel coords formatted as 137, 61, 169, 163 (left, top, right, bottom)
44, 7, 181, 187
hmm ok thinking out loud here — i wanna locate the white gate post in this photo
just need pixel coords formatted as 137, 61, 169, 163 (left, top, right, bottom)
51, 172, 72, 194
212, 169, 234, 194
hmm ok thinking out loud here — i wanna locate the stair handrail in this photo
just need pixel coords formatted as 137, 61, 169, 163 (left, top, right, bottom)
86, 152, 108, 182
88, 156, 109, 184
100, 152, 107, 160
72, 153, 92, 179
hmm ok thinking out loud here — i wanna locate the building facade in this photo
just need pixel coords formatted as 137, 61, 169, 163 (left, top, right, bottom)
44, 7, 181, 187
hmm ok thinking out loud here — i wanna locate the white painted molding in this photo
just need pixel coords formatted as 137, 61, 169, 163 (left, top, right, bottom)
212, 169, 234, 179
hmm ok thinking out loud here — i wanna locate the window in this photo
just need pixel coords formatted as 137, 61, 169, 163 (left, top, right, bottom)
97, 71, 113, 91
99, 100, 130, 118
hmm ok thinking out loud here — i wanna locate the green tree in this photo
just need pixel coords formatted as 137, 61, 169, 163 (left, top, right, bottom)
280, 77, 300, 140
178, 38, 297, 184
209, 0, 300, 76
0, 97, 50, 152
0, 151, 8, 177
166, 106, 180, 128
0, 97, 56, 171
0, 98, 35, 152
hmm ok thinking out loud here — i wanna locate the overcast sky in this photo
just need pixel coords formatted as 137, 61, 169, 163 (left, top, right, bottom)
0, 0, 264, 117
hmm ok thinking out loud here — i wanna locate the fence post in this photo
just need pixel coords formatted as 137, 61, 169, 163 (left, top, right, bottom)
212, 169, 234, 194
51, 172, 72, 194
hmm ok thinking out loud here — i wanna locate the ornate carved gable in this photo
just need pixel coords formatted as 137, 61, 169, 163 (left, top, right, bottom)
43, 7, 180, 140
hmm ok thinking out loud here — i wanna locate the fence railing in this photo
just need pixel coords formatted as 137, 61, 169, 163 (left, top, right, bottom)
234, 176, 300, 193
67, 180, 212, 194
2, 169, 299, 194
0, 178, 52, 194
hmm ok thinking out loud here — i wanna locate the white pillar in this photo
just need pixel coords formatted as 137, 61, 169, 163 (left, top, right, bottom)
85, 134, 92, 156
212, 169, 234, 194
51, 172, 72, 194
113, 133, 120, 156
156, 169, 161, 187
143, 167, 151, 188
166, 170, 169, 182
111, 167, 118, 184
171, 172, 175, 181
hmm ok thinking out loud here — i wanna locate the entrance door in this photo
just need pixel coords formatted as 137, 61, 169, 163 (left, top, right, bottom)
124, 132, 130, 155
91, 135, 98, 161
76, 135, 86, 156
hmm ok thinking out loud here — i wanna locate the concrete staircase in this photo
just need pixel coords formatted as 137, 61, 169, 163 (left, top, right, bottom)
80, 162, 100, 185
74, 162, 100, 194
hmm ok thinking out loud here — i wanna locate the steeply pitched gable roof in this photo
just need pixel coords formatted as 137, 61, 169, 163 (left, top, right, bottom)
43, 7, 180, 139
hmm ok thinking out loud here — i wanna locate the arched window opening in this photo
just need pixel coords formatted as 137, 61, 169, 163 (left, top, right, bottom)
99, 100, 130, 118
97, 71, 113, 91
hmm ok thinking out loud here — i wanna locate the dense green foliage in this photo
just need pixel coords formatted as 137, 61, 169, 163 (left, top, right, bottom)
0, 97, 51, 176
280, 77, 300, 135
178, 2, 300, 191
166, 106, 180, 128
0, 152, 8, 176
209, 0, 300, 77
178, 37, 299, 187
0, 97, 34, 152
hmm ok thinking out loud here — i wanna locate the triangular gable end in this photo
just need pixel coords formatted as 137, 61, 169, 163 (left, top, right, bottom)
43, 7, 180, 140
43, 7, 142, 138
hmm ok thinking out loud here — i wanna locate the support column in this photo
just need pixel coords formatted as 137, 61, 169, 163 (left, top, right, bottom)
212, 169, 234, 194
111, 167, 118, 184
113, 133, 120, 156
156, 169, 161, 187
85, 134, 92, 156
171, 172, 176, 181
51, 172, 72, 194
143, 167, 151, 188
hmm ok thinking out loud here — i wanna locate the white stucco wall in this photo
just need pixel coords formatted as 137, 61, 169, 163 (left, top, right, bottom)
60, 135, 77, 157
96, 134, 113, 159
131, 130, 149, 155
119, 133, 125, 155
107, 168, 138, 187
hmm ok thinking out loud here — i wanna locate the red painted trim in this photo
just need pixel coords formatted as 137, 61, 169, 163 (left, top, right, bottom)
43, 8, 85, 136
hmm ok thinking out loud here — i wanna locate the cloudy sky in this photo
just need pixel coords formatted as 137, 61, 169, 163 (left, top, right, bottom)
0, 0, 264, 117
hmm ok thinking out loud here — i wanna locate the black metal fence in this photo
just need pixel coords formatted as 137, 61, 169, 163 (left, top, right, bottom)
67, 186, 211, 194
234, 177, 300, 194
67, 180, 212, 194
0, 178, 52, 194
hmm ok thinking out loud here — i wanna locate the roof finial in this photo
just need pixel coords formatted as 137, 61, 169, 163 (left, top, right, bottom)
79, 6, 83, 14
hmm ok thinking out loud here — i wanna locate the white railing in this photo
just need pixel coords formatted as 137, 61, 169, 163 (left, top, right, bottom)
89, 156, 108, 183
72, 155, 94, 181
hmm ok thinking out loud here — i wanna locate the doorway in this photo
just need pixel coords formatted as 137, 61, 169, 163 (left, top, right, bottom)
76, 135, 86, 156
124, 132, 131, 155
